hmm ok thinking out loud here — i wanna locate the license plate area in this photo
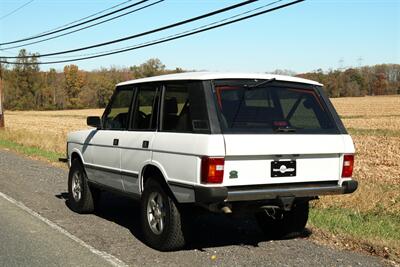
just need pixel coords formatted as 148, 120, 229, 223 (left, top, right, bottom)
271, 160, 296, 177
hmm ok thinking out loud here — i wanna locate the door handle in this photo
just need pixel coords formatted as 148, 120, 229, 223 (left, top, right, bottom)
142, 140, 149, 149
113, 139, 119, 146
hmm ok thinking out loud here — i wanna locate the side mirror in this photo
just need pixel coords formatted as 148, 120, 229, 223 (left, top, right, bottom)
87, 116, 101, 129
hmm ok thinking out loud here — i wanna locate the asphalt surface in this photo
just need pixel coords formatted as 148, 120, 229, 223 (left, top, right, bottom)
0, 196, 112, 267
0, 149, 389, 267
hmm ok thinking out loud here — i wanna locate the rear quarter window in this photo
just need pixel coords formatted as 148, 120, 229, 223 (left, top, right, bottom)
161, 81, 210, 134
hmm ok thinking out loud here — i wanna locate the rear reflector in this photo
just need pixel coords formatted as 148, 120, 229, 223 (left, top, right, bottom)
342, 154, 354, 178
201, 157, 224, 184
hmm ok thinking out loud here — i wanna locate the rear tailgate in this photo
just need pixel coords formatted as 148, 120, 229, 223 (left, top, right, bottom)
222, 134, 354, 186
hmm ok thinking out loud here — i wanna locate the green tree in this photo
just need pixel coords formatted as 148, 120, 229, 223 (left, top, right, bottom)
63, 64, 85, 108
298, 64, 399, 97
4, 49, 41, 110
130, 58, 166, 78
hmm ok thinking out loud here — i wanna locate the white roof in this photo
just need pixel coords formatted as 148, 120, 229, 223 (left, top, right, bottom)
117, 72, 323, 87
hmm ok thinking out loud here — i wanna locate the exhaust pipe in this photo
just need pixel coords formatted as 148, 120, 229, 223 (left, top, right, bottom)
206, 203, 233, 213
221, 205, 232, 214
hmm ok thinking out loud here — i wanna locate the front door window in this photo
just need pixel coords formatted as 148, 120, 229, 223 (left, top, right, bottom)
103, 88, 134, 130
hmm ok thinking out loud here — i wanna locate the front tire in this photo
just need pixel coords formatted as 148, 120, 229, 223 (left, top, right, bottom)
67, 159, 95, 214
255, 201, 309, 239
140, 179, 185, 251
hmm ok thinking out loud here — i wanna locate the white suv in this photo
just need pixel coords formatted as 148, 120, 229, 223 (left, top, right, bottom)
65, 72, 357, 251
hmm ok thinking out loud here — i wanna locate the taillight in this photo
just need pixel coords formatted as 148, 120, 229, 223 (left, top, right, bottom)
201, 157, 224, 184
342, 154, 354, 178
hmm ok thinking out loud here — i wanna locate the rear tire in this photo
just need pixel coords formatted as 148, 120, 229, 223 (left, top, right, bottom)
255, 201, 309, 239
140, 178, 185, 251
67, 159, 95, 214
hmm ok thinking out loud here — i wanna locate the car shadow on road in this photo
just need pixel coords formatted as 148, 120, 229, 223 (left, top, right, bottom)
58, 191, 311, 250
182, 212, 312, 251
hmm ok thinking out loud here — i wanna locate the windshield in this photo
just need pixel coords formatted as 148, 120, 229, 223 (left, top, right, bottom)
213, 79, 338, 134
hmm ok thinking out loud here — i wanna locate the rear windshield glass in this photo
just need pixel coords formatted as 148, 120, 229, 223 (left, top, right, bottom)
213, 79, 338, 134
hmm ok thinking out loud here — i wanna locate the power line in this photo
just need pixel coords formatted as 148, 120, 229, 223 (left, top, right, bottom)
0, 0, 34, 21
44, 0, 283, 60
1, 0, 305, 65
0, 0, 150, 46
0, 0, 299, 64
0, 0, 165, 51
29, 0, 136, 37
1, 0, 259, 59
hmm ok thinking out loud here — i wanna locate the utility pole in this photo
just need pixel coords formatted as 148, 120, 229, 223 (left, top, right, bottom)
338, 58, 345, 71
357, 57, 363, 69
0, 61, 5, 129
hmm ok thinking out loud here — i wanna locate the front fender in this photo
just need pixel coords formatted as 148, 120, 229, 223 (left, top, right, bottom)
68, 144, 85, 168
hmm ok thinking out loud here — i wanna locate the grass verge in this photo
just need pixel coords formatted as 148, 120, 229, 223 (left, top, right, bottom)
309, 207, 400, 262
310, 208, 400, 243
0, 138, 63, 162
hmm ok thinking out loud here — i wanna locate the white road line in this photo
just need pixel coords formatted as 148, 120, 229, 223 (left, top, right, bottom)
0, 192, 128, 267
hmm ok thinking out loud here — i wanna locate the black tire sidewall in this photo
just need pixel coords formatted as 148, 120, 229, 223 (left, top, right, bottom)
67, 159, 93, 213
285, 201, 309, 232
140, 179, 183, 251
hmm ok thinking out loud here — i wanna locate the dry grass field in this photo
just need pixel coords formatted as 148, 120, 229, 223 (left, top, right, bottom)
0, 95, 399, 260
1, 96, 399, 214
327, 96, 400, 213
0, 109, 102, 153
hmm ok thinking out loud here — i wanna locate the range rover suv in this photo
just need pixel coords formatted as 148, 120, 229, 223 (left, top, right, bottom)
65, 72, 357, 251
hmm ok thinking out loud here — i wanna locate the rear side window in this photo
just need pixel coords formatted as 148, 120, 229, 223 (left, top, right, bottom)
131, 84, 159, 130
161, 81, 210, 133
214, 80, 337, 134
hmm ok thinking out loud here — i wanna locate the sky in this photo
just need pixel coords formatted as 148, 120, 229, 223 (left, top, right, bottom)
0, 0, 399, 73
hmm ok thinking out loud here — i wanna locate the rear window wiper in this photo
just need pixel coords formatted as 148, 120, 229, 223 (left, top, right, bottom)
245, 78, 276, 89
274, 126, 296, 133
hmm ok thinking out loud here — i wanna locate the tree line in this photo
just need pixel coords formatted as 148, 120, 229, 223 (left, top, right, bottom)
298, 64, 400, 97
0, 49, 399, 110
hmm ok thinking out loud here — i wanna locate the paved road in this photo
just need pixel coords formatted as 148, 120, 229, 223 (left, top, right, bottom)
0, 149, 389, 266
0, 196, 112, 267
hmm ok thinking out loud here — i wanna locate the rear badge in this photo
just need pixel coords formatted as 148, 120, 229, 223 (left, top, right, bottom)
229, 170, 238, 179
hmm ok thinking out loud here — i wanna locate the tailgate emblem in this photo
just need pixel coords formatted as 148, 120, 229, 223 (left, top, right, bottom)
229, 170, 238, 179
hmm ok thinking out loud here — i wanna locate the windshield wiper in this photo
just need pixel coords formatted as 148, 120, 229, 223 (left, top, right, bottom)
246, 78, 276, 89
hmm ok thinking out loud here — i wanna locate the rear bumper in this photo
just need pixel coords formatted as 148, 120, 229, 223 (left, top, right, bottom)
58, 157, 68, 163
194, 180, 358, 203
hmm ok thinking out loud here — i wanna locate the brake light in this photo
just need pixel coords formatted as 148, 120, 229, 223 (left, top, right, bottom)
342, 154, 354, 178
201, 157, 224, 184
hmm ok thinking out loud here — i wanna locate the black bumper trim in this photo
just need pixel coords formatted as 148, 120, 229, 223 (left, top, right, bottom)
194, 186, 228, 203
226, 180, 358, 202
342, 180, 358, 194
58, 157, 68, 163
191, 180, 358, 203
